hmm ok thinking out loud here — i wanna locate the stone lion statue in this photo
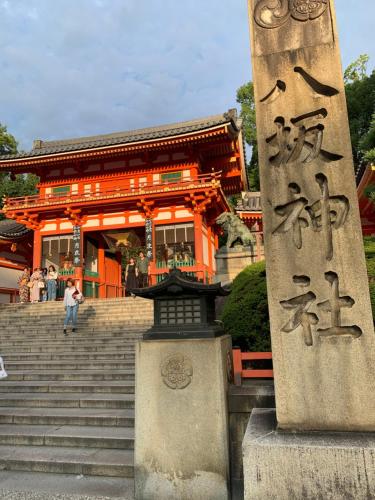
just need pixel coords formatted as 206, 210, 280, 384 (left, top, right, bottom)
216, 212, 255, 249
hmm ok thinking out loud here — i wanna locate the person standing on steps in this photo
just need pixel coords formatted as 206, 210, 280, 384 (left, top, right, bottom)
47, 265, 58, 301
63, 279, 83, 336
29, 267, 43, 303
18, 267, 30, 303
137, 251, 149, 288
125, 257, 138, 297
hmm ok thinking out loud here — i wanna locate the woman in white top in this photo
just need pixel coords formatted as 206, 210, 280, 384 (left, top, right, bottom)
47, 265, 58, 301
63, 279, 82, 336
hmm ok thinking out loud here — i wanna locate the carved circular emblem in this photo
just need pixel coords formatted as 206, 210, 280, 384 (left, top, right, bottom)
291, 0, 328, 21
254, 0, 328, 28
161, 354, 193, 390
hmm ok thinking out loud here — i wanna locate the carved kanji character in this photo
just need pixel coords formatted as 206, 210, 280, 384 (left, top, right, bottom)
273, 183, 308, 249
317, 272, 362, 339
266, 109, 343, 166
306, 174, 349, 261
280, 275, 318, 346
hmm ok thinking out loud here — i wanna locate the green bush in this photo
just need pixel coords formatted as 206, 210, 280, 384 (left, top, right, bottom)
221, 260, 270, 351
222, 238, 375, 351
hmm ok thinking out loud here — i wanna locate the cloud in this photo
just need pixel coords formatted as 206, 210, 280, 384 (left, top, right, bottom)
0, 0, 372, 150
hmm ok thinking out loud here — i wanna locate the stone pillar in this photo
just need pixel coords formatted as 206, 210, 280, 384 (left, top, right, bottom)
247, 0, 375, 432
243, 1, 375, 498
134, 336, 232, 500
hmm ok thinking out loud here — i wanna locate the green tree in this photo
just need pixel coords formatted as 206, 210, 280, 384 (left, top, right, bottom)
0, 124, 39, 218
236, 82, 259, 190
344, 54, 375, 166
0, 123, 18, 155
344, 54, 370, 84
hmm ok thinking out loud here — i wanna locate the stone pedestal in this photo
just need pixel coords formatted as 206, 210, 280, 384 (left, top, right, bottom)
243, 408, 375, 500
215, 246, 257, 285
134, 335, 232, 500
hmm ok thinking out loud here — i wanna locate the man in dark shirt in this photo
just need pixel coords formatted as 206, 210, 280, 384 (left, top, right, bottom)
137, 251, 149, 288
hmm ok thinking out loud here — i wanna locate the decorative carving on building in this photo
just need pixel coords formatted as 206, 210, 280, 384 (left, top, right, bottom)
254, 0, 328, 29
216, 212, 255, 249
161, 353, 193, 390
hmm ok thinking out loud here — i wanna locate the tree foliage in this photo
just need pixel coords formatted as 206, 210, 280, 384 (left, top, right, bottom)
0, 123, 39, 218
345, 59, 375, 166
236, 82, 259, 190
344, 54, 370, 84
0, 124, 18, 156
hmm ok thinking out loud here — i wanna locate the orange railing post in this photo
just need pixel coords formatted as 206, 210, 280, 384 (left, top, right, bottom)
232, 348, 243, 386
232, 349, 273, 385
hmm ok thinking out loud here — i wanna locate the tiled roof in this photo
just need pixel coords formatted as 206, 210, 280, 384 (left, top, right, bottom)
236, 191, 262, 212
0, 109, 241, 161
0, 219, 31, 240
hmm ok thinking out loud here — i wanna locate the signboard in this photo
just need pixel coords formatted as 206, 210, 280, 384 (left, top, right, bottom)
72, 225, 82, 267
145, 218, 153, 260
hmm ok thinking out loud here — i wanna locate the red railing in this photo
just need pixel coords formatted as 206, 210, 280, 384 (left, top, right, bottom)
3, 172, 222, 211
233, 348, 273, 386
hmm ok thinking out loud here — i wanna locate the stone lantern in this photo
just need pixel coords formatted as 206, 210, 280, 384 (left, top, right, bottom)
132, 268, 232, 500
131, 268, 229, 340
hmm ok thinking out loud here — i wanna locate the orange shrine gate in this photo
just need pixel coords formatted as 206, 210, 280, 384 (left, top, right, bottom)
0, 110, 248, 298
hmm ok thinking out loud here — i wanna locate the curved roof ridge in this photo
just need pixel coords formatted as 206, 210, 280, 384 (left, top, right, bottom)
0, 109, 240, 161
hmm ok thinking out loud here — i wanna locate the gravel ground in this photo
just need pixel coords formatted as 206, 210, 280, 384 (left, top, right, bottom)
0, 493, 120, 500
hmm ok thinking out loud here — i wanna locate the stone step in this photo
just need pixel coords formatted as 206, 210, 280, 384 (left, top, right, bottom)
0, 381, 135, 394
0, 470, 135, 499
0, 322, 151, 330
3, 352, 136, 361
5, 370, 135, 382
0, 424, 134, 449
0, 393, 134, 409
0, 337, 140, 346
0, 445, 134, 477
0, 407, 134, 427
4, 360, 135, 371
0, 332, 144, 340
0, 345, 136, 354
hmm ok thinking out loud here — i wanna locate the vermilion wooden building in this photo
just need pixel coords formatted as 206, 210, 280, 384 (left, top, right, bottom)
357, 164, 375, 236
0, 110, 247, 298
0, 220, 33, 302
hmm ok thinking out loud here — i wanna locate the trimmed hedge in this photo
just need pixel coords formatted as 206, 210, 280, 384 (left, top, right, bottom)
222, 238, 375, 351
221, 260, 270, 351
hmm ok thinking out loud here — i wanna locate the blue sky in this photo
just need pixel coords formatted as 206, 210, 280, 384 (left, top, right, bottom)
0, 0, 374, 150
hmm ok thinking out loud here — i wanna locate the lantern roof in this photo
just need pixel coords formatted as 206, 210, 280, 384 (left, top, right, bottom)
131, 268, 229, 299
0, 219, 31, 241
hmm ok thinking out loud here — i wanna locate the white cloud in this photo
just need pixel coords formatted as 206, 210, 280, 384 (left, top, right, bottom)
0, 0, 372, 150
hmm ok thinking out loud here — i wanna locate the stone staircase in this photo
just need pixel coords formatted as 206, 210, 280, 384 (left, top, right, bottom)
0, 297, 153, 498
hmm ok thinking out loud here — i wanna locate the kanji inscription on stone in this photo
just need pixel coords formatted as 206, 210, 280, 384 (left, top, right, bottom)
248, 0, 375, 431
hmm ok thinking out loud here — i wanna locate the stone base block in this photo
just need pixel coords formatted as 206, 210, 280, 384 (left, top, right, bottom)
243, 408, 375, 500
134, 335, 232, 500
214, 247, 258, 285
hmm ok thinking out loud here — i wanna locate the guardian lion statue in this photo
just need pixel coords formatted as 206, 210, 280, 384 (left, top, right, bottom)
216, 212, 255, 249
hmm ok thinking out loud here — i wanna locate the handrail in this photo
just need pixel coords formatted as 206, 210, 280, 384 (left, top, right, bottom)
3, 171, 223, 210
232, 348, 273, 386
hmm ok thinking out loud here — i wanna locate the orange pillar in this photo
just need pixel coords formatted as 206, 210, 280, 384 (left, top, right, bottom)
33, 229, 42, 270
98, 244, 106, 298
193, 211, 204, 282
206, 225, 214, 283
